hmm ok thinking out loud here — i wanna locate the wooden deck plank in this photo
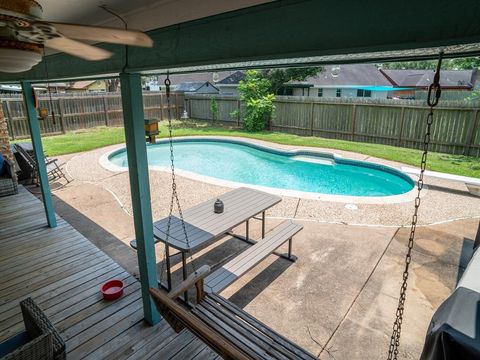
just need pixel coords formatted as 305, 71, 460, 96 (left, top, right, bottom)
0, 261, 117, 315
84, 317, 174, 360
0, 268, 134, 342
0, 186, 218, 359
0, 264, 125, 323
147, 330, 196, 360
192, 346, 219, 360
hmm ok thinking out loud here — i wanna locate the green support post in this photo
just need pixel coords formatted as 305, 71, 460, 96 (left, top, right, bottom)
120, 72, 160, 325
21, 81, 56, 228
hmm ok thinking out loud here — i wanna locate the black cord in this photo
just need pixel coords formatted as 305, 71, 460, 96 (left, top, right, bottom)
99, 5, 129, 72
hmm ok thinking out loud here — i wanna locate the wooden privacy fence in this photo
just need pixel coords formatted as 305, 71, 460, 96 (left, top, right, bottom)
2, 92, 184, 139
186, 94, 480, 156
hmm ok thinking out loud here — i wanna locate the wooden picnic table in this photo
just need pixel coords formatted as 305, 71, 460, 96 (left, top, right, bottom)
144, 187, 282, 294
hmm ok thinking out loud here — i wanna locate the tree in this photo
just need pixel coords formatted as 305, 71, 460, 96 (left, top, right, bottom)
238, 70, 275, 132
106, 79, 119, 92
448, 57, 480, 70
380, 57, 480, 70
263, 67, 321, 94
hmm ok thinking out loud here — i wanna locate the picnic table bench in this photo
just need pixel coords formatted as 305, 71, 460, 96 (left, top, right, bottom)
204, 220, 303, 294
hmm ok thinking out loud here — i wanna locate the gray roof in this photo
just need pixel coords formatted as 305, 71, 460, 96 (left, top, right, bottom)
217, 71, 246, 84
381, 69, 477, 88
174, 81, 218, 92
156, 71, 237, 86
288, 64, 391, 87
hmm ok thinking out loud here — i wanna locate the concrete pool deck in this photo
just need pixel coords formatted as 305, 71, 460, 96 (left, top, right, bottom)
68, 137, 479, 226
29, 138, 480, 359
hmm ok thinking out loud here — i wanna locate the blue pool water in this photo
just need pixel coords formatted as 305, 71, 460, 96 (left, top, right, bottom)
109, 139, 414, 197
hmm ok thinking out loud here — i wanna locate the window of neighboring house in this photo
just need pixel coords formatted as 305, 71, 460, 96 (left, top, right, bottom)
336, 89, 342, 97
318, 88, 323, 97
283, 87, 293, 96
357, 89, 372, 97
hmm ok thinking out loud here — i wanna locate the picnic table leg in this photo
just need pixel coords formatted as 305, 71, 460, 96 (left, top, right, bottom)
182, 252, 188, 302
246, 220, 249, 242
165, 245, 172, 291
288, 238, 293, 259
262, 211, 265, 239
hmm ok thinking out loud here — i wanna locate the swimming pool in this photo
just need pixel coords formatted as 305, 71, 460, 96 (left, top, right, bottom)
107, 138, 414, 197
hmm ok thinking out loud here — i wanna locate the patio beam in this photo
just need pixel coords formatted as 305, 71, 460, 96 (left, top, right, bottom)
120, 72, 160, 325
21, 81, 56, 228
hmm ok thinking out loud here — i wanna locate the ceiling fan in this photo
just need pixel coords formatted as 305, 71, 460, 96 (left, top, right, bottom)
0, 0, 153, 73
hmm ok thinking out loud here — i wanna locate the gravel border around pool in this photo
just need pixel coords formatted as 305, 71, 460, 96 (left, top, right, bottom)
63, 136, 480, 227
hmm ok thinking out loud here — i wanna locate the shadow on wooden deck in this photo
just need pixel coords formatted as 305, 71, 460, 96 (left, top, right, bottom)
0, 186, 218, 359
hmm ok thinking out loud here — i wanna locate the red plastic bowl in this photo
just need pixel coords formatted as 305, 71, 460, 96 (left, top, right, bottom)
101, 279, 124, 300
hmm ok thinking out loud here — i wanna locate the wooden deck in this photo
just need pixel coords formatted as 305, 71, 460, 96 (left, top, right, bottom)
0, 186, 218, 360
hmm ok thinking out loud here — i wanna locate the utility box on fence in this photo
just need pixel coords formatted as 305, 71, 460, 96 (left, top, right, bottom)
144, 118, 159, 144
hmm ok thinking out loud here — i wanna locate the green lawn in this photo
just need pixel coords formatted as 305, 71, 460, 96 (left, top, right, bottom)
24, 120, 480, 178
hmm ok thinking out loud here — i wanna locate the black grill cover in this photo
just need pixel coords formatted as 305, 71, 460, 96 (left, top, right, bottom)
420, 287, 480, 360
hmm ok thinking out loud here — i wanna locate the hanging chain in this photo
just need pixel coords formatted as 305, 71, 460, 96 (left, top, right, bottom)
159, 73, 197, 287
42, 48, 56, 125
387, 52, 443, 360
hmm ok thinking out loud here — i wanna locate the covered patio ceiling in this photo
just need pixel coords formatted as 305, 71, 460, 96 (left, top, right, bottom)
40, 0, 272, 33
1, 0, 480, 83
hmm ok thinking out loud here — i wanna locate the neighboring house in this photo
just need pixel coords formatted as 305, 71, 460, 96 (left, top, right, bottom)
0, 85, 22, 94
174, 81, 219, 94
146, 71, 238, 92
381, 69, 478, 100
216, 71, 246, 96
284, 64, 395, 99
68, 80, 106, 92
144, 80, 161, 91
35, 82, 68, 93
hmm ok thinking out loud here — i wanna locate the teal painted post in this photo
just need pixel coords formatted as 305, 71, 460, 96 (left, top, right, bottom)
120, 72, 160, 325
21, 81, 56, 228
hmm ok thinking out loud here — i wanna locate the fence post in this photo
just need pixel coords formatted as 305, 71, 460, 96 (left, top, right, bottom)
4, 100, 15, 140
58, 98, 66, 133
397, 106, 406, 146
174, 93, 179, 119
351, 104, 357, 140
159, 93, 164, 120
102, 96, 109, 126
309, 101, 315, 136
464, 109, 479, 156
237, 99, 241, 126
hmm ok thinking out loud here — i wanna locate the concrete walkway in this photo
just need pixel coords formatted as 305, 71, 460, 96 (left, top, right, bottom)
27, 143, 480, 359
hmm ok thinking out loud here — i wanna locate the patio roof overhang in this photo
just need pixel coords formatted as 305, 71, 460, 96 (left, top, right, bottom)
1, 0, 480, 83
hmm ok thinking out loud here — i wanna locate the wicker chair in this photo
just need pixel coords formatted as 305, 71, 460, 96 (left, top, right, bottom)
0, 158, 18, 197
0, 298, 65, 360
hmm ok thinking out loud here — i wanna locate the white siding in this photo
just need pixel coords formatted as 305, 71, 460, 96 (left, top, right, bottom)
218, 86, 239, 96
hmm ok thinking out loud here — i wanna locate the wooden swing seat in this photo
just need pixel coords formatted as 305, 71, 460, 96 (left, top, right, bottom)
149, 265, 317, 360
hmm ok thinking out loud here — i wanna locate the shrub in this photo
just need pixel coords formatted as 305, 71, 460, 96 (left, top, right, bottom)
210, 97, 219, 122
238, 70, 275, 132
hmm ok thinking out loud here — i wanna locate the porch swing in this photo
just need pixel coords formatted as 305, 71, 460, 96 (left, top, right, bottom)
149, 53, 446, 360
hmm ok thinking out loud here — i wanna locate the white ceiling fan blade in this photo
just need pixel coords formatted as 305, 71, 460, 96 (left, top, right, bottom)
45, 37, 113, 61
45, 22, 153, 47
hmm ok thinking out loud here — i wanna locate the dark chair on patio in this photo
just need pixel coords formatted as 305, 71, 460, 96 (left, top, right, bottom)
14, 144, 69, 185
0, 155, 18, 197
0, 298, 65, 360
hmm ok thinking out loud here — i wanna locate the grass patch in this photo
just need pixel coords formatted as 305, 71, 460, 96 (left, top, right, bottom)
22, 121, 480, 178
